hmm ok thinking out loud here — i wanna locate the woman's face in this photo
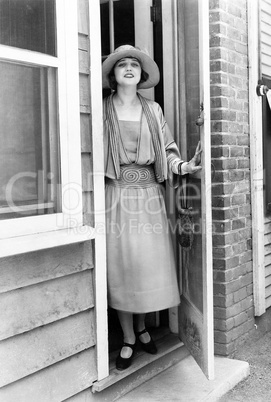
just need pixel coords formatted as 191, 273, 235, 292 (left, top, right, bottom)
113, 57, 142, 88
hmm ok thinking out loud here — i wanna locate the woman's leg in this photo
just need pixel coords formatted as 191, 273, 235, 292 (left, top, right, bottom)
135, 313, 157, 354
117, 311, 136, 358
135, 313, 151, 343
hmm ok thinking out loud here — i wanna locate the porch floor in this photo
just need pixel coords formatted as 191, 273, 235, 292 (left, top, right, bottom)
118, 353, 250, 402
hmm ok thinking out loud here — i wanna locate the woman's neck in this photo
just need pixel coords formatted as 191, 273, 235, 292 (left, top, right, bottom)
113, 88, 142, 121
114, 87, 139, 107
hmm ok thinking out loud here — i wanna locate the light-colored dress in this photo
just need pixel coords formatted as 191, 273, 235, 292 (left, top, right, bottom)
105, 117, 181, 313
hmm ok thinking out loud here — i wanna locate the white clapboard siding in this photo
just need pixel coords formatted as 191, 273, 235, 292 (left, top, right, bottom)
264, 216, 271, 308
0, 242, 93, 294
0, 309, 95, 387
261, 0, 271, 77
0, 348, 97, 402
64, 389, 94, 401
0, 270, 94, 341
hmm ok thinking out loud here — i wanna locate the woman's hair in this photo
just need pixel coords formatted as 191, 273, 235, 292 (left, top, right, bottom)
108, 58, 149, 91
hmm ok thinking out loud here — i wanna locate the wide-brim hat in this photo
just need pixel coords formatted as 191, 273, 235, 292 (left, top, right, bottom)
102, 45, 160, 89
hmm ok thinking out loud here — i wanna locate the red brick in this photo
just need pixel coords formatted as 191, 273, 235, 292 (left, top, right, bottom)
210, 47, 229, 62
213, 220, 232, 233
210, 71, 229, 85
233, 287, 247, 303
212, 158, 237, 170
240, 204, 252, 218
210, 23, 227, 37
214, 330, 228, 343
212, 195, 231, 208
211, 109, 237, 121
237, 90, 248, 100
236, 66, 248, 78
209, 0, 228, 11
210, 85, 236, 98
212, 182, 236, 196
235, 42, 248, 54
212, 207, 239, 220
231, 318, 255, 341
227, 26, 242, 41
211, 121, 230, 133
238, 227, 252, 241
227, 3, 242, 19
213, 245, 233, 259
237, 159, 250, 169
214, 317, 235, 331
231, 193, 246, 206
237, 135, 249, 146
214, 341, 235, 356
232, 241, 247, 256
228, 122, 244, 133
210, 60, 229, 73
211, 134, 237, 146
214, 294, 234, 308
211, 96, 229, 108
229, 170, 245, 181
213, 256, 239, 270
213, 231, 239, 247
226, 298, 250, 319
240, 251, 252, 264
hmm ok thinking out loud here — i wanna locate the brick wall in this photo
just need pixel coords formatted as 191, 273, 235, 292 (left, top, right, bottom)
209, 0, 255, 356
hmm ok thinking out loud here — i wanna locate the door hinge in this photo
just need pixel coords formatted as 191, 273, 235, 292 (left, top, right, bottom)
150, 6, 161, 23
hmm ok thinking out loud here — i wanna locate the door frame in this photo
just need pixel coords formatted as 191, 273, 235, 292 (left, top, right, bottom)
89, 0, 109, 382
92, 0, 214, 382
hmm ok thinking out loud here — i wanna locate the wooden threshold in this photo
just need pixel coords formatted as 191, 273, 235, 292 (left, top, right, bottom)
92, 331, 186, 393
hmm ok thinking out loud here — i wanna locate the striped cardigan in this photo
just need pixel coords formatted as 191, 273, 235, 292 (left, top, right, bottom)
103, 93, 183, 188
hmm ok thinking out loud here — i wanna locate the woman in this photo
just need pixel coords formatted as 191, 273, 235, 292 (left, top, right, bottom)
102, 45, 201, 370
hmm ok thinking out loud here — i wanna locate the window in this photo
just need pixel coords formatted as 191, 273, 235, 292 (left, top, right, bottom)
0, 0, 84, 243
0, 61, 60, 219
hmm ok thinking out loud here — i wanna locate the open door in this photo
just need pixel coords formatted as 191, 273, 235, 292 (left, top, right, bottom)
176, 0, 214, 380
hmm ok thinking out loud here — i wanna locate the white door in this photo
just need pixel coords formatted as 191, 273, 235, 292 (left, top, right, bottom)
175, 0, 214, 380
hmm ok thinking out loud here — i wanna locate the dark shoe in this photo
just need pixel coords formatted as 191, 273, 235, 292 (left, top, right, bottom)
136, 328, 157, 355
116, 342, 136, 370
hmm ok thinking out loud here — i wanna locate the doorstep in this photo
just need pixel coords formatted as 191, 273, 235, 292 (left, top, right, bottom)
118, 354, 250, 402
91, 332, 189, 401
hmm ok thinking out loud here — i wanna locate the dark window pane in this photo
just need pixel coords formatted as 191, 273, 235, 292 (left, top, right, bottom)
100, 1, 110, 58
0, 61, 61, 219
114, 0, 134, 49
100, 0, 135, 59
0, 0, 56, 56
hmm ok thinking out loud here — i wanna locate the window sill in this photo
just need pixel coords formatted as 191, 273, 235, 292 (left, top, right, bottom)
0, 226, 95, 258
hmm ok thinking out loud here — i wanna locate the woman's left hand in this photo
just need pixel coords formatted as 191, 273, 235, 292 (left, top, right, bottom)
183, 141, 202, 174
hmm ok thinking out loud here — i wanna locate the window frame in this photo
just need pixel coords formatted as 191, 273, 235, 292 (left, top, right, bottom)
0, 0, 93, 254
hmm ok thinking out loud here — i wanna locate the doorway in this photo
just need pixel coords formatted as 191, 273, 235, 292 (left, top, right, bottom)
100, 0, 177, 357
95, 0, 214, 384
